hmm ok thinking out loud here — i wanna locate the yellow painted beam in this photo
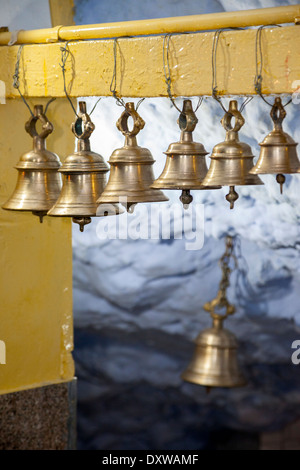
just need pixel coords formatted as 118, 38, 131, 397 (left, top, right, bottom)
0, 5, 299, 44
49, 0, 74, 27
0, 98, 75, 395
0, 26, 299, 98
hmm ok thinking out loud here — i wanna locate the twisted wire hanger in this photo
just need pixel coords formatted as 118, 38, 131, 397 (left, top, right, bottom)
212, 28, 253, 114
163, 32, 203, 115
60, 41, 101, 117
110, 37, 145, 111
13, 45, 56, 117
254, 24, 291, 107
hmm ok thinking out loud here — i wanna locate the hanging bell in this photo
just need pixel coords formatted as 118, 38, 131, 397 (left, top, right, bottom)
181, 313, 246, 389
48, 101, 122, 232
2, 104, 62, 223
202, 100, 263, 209
97, 102, 168, 212
182, 235, 246, 389
151, 99, 220, 208
249, 97, 300, 194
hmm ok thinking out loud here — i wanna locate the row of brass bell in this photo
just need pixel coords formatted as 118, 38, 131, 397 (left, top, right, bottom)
2, 101, 168, 231
3, 96, 299, 227
153, 96, 299, 209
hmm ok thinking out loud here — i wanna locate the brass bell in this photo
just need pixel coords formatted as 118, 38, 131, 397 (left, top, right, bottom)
97, 102, 168, 212
48, 101, 122, 232
2, 104, 62, 223
181, 314, 246, 389
250, 97, 300, 193
202, 100, 263, 209
151, 99, 220, 208
182, 235, 246, 389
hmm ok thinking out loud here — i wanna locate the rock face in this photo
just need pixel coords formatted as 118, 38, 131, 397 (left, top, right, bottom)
73, 0, 300, 450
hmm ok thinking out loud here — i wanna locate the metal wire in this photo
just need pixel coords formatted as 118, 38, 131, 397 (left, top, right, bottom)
110, 38, 145, 111
110, 38, 126, 108
211, 27, 252, 114
163, 32, 202, 115
13, 45, 56, 117
254, 24, 291, 108
60, 41, 78, 116
239, 96, 253, 113
13, 45, 34, 116
60, 41, 102, 117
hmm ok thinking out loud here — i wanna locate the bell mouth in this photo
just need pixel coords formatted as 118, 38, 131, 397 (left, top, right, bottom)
181, 369, 247, 388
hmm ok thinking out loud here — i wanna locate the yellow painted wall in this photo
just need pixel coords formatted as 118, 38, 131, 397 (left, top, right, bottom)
0, 25, 299, 98
0, 98, 75, 394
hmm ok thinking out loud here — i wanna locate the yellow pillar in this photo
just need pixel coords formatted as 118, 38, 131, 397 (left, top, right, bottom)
0, 97, 75, 394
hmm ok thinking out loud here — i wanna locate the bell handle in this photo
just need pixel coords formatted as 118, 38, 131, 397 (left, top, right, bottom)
71, 101, 95, 140
177, 99, 198, 133
116, 102, 145, 137
270, 97, 286, 130
25, 105, 53, 140
203, 298, 235, 320
221, 108, 245, 133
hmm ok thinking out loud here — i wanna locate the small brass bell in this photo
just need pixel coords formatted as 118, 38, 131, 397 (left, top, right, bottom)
250, 97, 300, 194
151, 99, 220, 208
48, 101, 122, 232
97, 102, 168, 212
2, 104, 62, 223
202, 100, 263, 209
182, 235, 246, 389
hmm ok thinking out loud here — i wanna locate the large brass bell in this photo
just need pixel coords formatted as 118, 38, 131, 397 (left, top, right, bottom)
48, 101, 122, 231
182, 312, 246, 389
2, 104, 62, 223
182, 236, 246, 389
151, 99, 220, 208
202, 100, 263, 209
97, 102, 168, 212
250, 97, 300, 193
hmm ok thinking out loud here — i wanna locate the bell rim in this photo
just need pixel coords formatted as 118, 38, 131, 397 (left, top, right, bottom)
151, 181, 221, 190
15, 162, 62, 170
2, 202, 59, 211
107, 158, 156, 164
97, 192, 169, 204
58, 166, 109, 173
181, 370, 247, 388
249, 168, 300, 175
202, 179, 264, 186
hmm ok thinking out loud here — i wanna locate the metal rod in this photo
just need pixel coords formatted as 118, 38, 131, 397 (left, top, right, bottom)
0, 5, 299, 45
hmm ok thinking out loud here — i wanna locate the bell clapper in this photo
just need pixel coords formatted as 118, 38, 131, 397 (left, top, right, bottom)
72, 216, 92, 232
32, 211, 47, 223
206, 387, 211, 395
276, 173, 285, 194
180, 189, 193, 209
126, 203, 136, 214
226, 186, 239, 209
